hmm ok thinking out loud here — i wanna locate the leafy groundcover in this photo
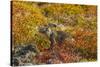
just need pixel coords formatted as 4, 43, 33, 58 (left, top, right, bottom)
11, 1, 97, 66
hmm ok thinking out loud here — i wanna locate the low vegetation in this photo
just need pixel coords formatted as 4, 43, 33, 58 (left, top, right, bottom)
12, 1, 97, 66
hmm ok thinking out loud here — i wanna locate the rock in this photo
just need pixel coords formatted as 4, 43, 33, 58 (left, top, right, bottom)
46, 58, 62, 64
48, 23, 57, 27
56, 31, 67, 44
12, 44, 38, 66
12, 58, 19, 66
